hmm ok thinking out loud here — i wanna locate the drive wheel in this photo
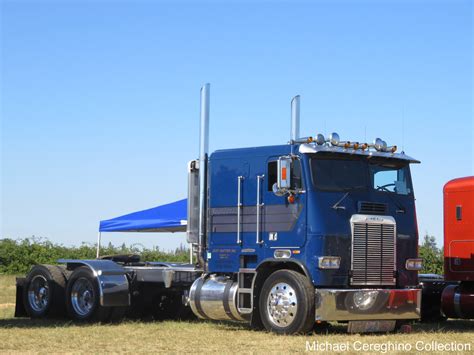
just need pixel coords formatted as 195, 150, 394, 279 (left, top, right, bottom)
259, 270, 314, 334
23, 264, 67, 318
66, 266, 111, 322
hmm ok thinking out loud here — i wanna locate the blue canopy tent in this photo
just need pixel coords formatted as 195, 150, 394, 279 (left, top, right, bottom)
99, 199, 187, 233
97, 198, 188, 258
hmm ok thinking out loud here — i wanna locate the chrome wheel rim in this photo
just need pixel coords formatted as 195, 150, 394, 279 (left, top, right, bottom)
266, 282, 298, 327
28, 275, 49, 312
71, 277, 95, 317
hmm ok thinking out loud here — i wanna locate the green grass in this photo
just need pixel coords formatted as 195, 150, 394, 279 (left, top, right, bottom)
1, 275, 473, 353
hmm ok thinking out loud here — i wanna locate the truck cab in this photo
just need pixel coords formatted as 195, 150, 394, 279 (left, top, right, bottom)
194, 138, 421, 333
208, 143, 419, 285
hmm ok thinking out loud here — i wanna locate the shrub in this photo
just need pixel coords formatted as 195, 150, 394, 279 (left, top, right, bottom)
419, 234, 444, 275
0, 237, 189, 274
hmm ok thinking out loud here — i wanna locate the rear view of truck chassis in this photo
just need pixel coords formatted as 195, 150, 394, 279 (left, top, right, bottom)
15, 258, 201, 322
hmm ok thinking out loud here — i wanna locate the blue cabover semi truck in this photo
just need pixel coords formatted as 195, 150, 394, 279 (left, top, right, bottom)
15, 84, 422, 334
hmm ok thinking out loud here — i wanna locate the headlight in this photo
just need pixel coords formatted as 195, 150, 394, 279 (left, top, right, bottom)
352, 291, 379, 310
318, 256, 341, 269
274, 249, 291, 259
406, 258, 423, 271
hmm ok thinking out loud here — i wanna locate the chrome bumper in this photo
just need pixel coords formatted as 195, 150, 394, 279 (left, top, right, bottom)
315, 288, 421, 321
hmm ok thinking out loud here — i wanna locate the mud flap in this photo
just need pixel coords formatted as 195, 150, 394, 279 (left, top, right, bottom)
347, 320, 396, 333
14, 277, 27, 317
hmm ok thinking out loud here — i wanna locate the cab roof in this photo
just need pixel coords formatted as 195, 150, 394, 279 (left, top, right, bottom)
211, 143, 420, 163
444, 176, 474, 193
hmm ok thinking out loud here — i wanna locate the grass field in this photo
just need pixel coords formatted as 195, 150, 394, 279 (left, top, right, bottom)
1, 275, 473, 354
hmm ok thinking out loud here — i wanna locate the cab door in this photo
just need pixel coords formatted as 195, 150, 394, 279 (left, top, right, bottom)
262, 156, 307, 248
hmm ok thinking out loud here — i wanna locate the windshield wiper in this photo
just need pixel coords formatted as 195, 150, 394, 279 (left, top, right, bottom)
332, 192, 349, 210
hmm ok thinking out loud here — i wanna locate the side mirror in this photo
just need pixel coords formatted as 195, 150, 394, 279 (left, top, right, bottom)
273, 156, 292, 196
272, 183, 286, 197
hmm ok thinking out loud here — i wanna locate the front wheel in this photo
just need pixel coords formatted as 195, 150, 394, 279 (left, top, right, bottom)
66, 266, 111, 322
259, 270, 315, 334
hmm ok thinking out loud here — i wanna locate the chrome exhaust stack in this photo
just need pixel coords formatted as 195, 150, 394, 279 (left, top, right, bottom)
197, 83, 210, 268
290, 95, 300, 143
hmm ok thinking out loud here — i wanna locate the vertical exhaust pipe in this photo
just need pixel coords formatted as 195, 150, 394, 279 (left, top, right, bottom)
198, 83, 210, 268
290, 95, 300, 143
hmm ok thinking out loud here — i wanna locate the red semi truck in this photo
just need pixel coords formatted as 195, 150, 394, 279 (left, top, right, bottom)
420, 176, 474, 321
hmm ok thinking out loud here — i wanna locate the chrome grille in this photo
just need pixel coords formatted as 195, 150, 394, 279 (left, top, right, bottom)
351, 217, 396, 286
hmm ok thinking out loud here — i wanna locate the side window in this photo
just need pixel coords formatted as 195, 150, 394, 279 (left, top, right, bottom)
291, 159, 302, 190
268, 161, 277, 191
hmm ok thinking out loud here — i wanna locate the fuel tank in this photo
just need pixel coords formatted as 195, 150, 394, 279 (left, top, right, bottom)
189, 275, 244, 321
441, 284, 474, 319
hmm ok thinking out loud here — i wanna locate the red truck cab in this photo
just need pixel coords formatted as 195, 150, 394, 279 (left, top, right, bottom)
443, 176, 474, 281
440, 176, 474, 319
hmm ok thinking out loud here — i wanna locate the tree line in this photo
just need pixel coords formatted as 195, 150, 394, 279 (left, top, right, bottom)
0, 237, 189, 274
1, 234, 443, 275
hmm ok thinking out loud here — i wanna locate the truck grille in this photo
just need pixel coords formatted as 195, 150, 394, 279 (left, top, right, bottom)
351, 217, 396, 286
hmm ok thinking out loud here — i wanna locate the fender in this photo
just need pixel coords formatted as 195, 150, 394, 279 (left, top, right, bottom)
59, 259, 130, 307
255, 258, 312, 280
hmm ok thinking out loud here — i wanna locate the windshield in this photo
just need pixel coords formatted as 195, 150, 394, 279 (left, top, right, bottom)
369, 159, 412, 195
310, 157, 368, 191
310, 155, 413, 195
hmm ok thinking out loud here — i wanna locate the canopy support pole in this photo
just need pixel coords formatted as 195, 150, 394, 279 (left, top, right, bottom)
96, 232, 102, 259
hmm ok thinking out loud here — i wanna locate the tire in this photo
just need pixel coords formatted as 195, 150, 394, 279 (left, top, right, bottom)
259, 270, 315, 334
66, 266, 111, 322
23, 264, 67, 318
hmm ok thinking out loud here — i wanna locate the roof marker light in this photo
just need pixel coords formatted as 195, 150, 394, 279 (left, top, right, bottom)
374, 138, 384, 151
315, 134, 325, 145
329, 132, 340, 146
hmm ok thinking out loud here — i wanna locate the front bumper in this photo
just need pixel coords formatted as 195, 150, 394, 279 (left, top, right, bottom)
315, 288, 421, 321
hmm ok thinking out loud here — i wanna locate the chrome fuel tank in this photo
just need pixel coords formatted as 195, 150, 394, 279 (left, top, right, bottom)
189, 275, 244, 321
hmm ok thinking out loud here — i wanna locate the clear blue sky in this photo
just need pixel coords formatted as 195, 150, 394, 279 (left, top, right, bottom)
1, 0, 472, 251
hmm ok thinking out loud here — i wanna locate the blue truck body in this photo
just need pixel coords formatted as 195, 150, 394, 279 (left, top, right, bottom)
207, 144, 418, 289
